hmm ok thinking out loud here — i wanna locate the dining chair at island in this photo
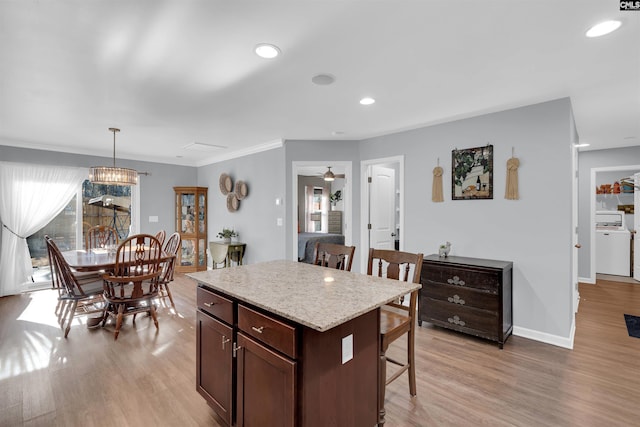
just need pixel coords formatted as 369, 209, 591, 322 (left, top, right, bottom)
312, 242, 356, 271
157, 231, 181, 311
101, 234, 163, 340
367, 247, 423, 426
45, 235, 105, 338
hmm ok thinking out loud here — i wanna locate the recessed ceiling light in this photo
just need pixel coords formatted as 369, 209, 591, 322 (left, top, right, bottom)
586, 20, 622, 38
360, 97, 375, 105
254, 43, 281, 59
311, 74, 336, 85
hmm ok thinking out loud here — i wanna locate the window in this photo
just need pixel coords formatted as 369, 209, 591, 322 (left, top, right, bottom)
27, 180, 134, 286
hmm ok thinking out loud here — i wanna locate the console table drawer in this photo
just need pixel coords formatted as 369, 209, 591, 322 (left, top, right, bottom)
422, 297, 499, 341
422, 282, 500, 311
422, 266, 500, 292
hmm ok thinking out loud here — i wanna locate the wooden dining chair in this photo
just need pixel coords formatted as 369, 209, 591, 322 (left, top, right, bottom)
312, 242, 356, 271
101, 234, 163, 340
157, 231, 181, 311
45, 235, 105, 338
85, 225, 118, 250
367, 248, 423, 425
155, 230, 167, 247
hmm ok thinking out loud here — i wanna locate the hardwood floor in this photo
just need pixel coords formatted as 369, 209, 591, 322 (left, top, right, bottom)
1, 275, 639, 426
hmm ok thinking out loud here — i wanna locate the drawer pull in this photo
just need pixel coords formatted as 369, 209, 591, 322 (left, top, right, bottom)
447, 276, 466, 286
203, 302, 216, 308
447, 315, 466, 327
221, 335, 231, 350
251, 326, 265, 334
447, 294, 466, 305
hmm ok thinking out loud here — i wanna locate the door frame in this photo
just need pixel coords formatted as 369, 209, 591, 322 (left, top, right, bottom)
360, 155, 404, 274
291, 161, 353, 261
589, 164, 640, 283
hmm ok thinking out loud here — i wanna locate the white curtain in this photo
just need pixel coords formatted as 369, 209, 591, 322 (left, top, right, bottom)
0, 162, 87, 297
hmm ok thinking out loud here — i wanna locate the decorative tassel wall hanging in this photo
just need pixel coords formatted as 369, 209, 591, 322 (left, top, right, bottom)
432, 160, 444, 202
505, 148, 519, 200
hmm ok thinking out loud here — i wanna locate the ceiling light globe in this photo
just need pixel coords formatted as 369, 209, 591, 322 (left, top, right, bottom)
360, 97, 376, 105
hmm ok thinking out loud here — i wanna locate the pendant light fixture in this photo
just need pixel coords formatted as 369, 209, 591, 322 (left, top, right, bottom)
89, 128, 138, 186
323, 166, 335, 182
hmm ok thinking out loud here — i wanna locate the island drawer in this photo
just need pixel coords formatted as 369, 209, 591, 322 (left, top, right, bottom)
238, 304, 298, 359
197, 286, 233, 325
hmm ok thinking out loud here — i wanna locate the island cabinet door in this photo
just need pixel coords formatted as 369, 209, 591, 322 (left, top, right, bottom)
196, 311, 234, 426
236, 332, 296, 427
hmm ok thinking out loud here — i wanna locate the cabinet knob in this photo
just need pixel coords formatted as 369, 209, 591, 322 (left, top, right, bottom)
574, 244, 581, 249
251, 326, 265, 334
447, 315, 466, 327
447, 295, 465, 305
203, 301, 216, 308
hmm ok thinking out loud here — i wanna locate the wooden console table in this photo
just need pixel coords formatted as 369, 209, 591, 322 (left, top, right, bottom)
419, 254, 513, 348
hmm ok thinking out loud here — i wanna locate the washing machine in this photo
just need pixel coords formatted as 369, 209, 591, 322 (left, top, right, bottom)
596, 211, 631, 276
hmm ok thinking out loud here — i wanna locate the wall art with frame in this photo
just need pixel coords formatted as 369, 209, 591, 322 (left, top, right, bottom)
452, 144, 493, 200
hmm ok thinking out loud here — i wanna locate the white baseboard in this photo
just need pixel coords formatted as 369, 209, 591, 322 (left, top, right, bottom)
579, 276, 596, 284
513, 322, 575, 350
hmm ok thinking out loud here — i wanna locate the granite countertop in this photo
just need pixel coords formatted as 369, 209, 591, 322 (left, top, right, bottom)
187, 259, 421, 332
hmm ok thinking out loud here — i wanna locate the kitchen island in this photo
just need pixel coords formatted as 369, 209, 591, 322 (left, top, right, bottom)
188, 260, 420, 427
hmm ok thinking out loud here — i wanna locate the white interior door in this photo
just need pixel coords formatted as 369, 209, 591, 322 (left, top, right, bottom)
369, 165, 395, 250
634, 173, 640, 281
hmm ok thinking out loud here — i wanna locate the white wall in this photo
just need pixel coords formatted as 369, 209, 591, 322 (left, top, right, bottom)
359, 98, 575, 345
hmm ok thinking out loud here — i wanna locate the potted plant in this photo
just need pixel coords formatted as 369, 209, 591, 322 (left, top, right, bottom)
217, 228, 237, 243
330, 190, 342, 208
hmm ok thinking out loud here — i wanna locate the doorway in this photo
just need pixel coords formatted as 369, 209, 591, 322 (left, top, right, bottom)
291, 161, 353, 262
360, 156, 404, 273
590, 165, 640, 283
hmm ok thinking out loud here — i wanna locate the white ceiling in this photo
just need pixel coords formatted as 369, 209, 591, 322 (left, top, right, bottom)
1, 1, 638, 167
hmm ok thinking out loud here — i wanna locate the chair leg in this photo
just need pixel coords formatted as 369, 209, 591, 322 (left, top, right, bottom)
379, 347, 387, 427
164, 283, 176, 311
149, 299, 159, 329
114, 304, 124, 340
64, 301, 78, 338
408, 328, 417, 396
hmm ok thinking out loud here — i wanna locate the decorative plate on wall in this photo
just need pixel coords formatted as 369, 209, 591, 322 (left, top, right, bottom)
226, 193, 240, 212
219, 173, 233, 195
235, 180, 248, 200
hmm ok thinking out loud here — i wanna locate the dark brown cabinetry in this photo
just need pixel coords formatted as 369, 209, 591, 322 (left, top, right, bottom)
419, 255, 513, 348
196, 284, 378, 426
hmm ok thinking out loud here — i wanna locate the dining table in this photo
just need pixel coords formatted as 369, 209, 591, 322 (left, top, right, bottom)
61, 247, 175, 327
61, 247, 175, 272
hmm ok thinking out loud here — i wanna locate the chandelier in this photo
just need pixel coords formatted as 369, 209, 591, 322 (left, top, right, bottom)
89, 128, 138, 186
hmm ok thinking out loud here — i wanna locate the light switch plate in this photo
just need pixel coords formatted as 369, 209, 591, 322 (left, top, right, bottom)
149, 216, 158, 223
342, 334, 353, 364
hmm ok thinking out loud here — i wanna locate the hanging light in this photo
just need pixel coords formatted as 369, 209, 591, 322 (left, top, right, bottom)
89, 128, 138, 186
323, 166, 335, 182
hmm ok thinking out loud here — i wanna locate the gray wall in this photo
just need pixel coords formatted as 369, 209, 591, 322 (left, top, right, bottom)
578, 146, 640, 279
0, 144, 196, 237
359, 98, 575, 340
197, 147, 287, 266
